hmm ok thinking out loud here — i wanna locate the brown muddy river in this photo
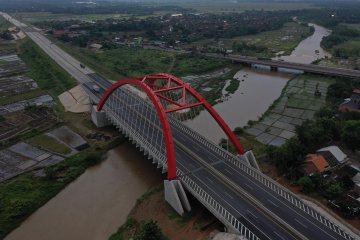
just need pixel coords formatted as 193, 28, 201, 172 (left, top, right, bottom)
185, 68, 291, 143
5, 143, 163, 240
275, 23, 331, 64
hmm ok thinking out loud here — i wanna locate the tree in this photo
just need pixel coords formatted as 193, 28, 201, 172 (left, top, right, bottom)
134, 220, 166, 240
296, 176, 315, 193
341, 120, 360, 151
326, 183, 344, 199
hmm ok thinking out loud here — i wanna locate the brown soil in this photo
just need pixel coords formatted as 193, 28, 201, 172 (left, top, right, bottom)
123, 186, 221, 240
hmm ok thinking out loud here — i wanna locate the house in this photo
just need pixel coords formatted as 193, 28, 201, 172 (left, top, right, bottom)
303, 154, 329, 176
53, 30, 66, 37
317, 146, 347, 167
89, 43, 102, 51
352, 173, 360, 194
339, 89, 360, 112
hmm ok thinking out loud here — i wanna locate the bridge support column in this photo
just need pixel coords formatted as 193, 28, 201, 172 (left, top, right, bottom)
270, 66, 278, 71
164, 180, 191, 216
244, 150, 260, 170
91, 105, 111, 128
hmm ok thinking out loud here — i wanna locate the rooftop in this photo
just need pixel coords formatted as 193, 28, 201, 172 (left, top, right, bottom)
303, 154, 329, 175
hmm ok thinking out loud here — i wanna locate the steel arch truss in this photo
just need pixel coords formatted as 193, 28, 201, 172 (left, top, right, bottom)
97, 73, 245, 180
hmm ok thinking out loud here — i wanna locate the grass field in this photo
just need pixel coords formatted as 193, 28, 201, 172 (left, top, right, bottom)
184, 22, 312, 58
54, 40, 226, 80
0, 89, 46, 106
0, 15, 11, 31
232, 22, 312, 57
12, 11, 176, 24
333, 40, 360, 57
27, 134, 72, 155
176, 2, 317, 13
18, 39, 77, 96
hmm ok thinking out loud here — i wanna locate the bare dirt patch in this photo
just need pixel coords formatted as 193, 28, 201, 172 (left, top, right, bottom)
58, 84, 90, 113
116, 187, 222, 240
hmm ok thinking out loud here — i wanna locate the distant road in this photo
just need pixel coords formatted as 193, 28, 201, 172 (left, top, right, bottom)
204, 53, 360, 78
0, 12, 94, 85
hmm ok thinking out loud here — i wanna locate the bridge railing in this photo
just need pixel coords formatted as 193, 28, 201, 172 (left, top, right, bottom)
168, 115, 355, 240
178, 168, 260, 240
97, 83, 355, 240
103, 102, 168, 171
101, 89, 261, 239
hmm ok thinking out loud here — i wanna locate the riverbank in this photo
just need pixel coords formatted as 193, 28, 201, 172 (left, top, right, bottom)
109, 186, 220, 240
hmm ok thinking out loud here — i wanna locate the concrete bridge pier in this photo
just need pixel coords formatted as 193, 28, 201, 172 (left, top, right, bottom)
164, 180, 191, 216
270, 66, 278, 71
91, 105, 111, 127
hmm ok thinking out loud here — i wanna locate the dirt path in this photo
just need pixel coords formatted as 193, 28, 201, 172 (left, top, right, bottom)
167, 55, 177, 74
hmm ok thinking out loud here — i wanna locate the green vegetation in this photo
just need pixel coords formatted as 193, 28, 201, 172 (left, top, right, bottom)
55, 40, 227, 80
0, 16, 10, 31
225, 78, 240, 94
267, 78, 360, 180
0, 88, 46, 106
177, 2, 316, 13
57, 43, 172, 79
0, 152, 104, 239
187, 22, 312, 58
341, 120, 360, 151
171, 54, 226, 76
109, 219, 168, 240
27, 134, 72, 155
322, 25, 360, 58
18, 39, 76, 96
232, 22, 313, 57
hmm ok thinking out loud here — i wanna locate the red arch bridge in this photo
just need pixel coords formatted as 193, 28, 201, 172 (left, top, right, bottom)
85, 73, 355, 240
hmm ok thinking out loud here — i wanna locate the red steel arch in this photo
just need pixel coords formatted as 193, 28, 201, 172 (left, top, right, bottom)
97, 78, 177, 180
97, 74, 246, 180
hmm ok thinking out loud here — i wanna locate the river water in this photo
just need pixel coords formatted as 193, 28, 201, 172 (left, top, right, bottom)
185, 68, 291, 143
5, 143, 163, 240
6, 23, 331, 239
185, 23, 331, 143
275, 23, 331, 64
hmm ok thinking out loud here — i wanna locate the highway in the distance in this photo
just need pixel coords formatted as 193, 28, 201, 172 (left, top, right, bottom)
2, 12, 357, 240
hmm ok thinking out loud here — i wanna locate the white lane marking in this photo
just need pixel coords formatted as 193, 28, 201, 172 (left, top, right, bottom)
246, 210, 258, 219
224, 168, 234, 175
273, 231, 286, 240
244, 183, 254, 190
206, 176, 214, 183
267, 199, 279, 208
294, 218, 308, 229
188, 163, 196, 169
224, 191, 235, 200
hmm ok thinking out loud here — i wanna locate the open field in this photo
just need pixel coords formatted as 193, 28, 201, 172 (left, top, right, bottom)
27, 134, 71, 155
0, 88, 46, 106
184, 22, 312, 58
54, 40, 226, 80
0, 16, 10, 31
18, 39, 77, 96
176, 2, 317, 13
12, 11, 178, 24
233, 22, 312, 56
0, 75, 38, 99
110, 187, 219, 240
245, 74, 335, 146
333, 40, 360, 58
